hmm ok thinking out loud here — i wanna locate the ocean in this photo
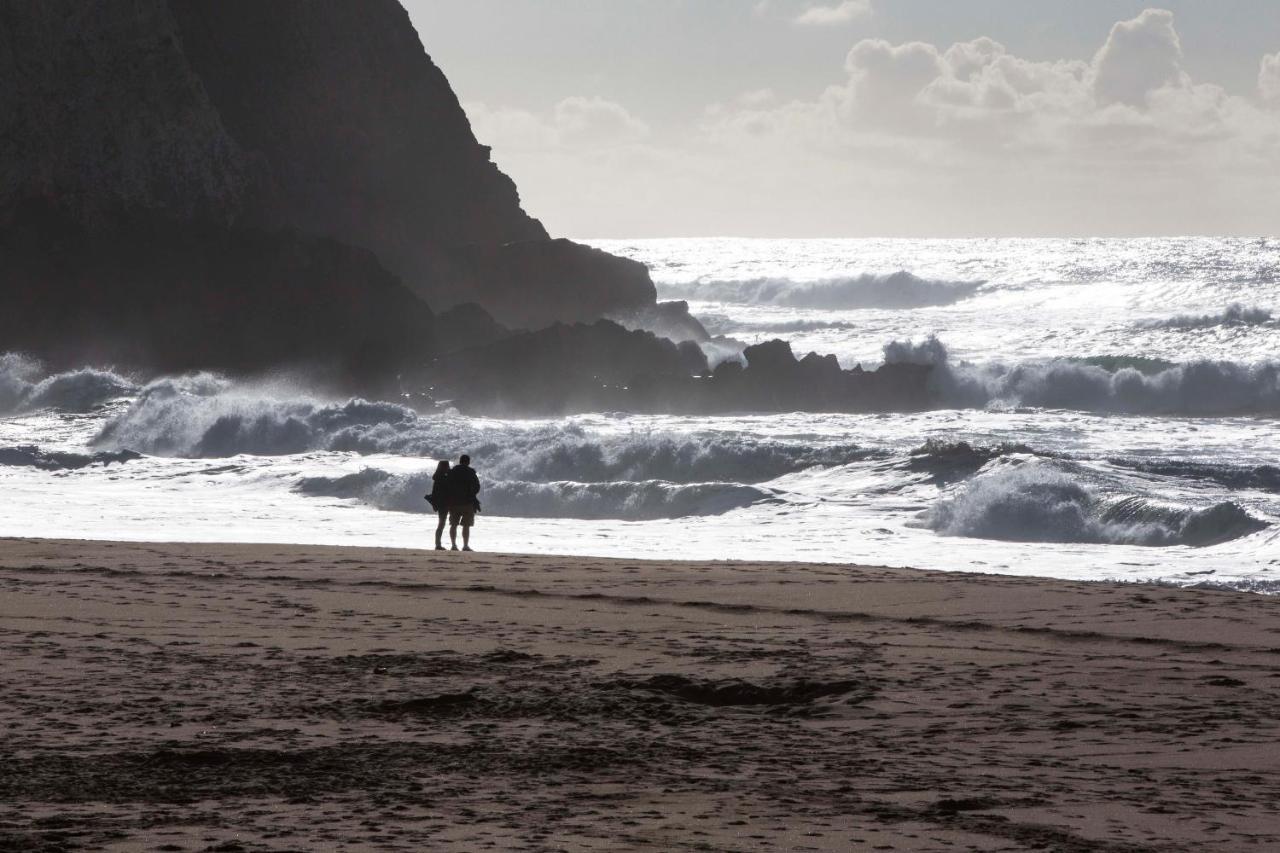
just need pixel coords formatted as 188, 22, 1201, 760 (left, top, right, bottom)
2, 237, 1278, 590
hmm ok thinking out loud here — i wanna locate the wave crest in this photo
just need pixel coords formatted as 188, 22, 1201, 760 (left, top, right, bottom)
0, 353, 135, 415
656, 272, 982, 310
924, 460, 1267, 547
1139, 303, 1274, 330
295, 468, 774, 520
884, 336, 1280, 416
94, 377, 878, 481
0, 445, 141, 471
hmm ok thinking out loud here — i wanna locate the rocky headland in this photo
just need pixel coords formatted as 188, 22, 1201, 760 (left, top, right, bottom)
0, 0, 931, 411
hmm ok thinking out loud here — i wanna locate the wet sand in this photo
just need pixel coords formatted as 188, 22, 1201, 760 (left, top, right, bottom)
2, 537, 1278, 852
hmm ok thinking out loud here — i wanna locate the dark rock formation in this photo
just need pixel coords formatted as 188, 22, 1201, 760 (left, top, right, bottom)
0, 0, 248, 222
1, 203, 433, 393
170, 0, 544, 246
443, 239, 655, 328
434, 325, 931, 417
0, 0, 660, 383
434, 304, 510, 355
430, 320, 705, 415
166, 0, 654, 321
611, 300, 712, 343
704, 342, 930, 413
0, 1, 937, 414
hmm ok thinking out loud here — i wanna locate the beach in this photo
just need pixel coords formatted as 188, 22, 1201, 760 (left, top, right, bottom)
2, 538, 1278, 851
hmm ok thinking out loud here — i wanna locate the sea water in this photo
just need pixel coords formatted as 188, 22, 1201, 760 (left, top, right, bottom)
2, 238, 1278, 590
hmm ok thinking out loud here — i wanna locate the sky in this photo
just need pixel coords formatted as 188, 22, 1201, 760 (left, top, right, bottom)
405, 2, 1280, 238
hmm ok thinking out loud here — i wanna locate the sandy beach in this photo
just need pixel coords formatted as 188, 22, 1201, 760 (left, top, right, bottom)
2, 537, 1278, 852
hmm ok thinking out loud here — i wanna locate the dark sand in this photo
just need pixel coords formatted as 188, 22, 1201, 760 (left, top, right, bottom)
2, 538, 1279, 851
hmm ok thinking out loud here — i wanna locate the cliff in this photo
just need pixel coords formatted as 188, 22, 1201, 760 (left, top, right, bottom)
0, 2, 930, 412
0, 0, 657, 384
0, 0, 248, 222
167, 0, 655, 324
1, 203, 435, 393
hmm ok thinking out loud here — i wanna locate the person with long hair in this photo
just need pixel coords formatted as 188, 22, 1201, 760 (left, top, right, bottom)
426, 459, 451, 550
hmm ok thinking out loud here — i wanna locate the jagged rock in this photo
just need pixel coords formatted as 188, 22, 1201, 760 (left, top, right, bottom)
612, 300, 711, 343
442, 239, 656, 328
433, 320, 706, 415
741, 340, 802, 378
434, 303, 510, 354
430, 327, 932, 416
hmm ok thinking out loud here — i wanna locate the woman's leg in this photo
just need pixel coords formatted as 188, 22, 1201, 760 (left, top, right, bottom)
435, 511, 447, 548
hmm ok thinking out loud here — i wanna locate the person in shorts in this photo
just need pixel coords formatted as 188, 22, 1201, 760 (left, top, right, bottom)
447, 454, 481, 551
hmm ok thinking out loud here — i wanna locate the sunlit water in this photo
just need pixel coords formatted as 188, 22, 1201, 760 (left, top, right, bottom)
3, 238, 1278, 590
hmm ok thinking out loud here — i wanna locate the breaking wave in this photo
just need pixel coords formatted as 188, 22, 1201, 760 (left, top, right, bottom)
1107, 458, 1280, 493
656, 272, 982, 310
903, 439, 1041, 485
0, 445, 141, 471
94, 374, 878, 481
0, 353, 136, 415
885, 336, 1280, 416
698, 315, 860, 337
295, 468, 775, 520
924, 460, 1267, 547
1139, 303, 1274, 330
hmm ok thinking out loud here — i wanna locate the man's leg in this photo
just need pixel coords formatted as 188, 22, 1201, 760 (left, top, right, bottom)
449, 520, 459, 549
462, 523, 471, 551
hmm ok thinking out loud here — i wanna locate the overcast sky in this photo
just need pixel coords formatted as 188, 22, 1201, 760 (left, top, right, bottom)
405, 2, 1280, 238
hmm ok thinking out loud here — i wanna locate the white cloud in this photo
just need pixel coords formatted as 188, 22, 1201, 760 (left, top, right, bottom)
705, 8, 1280, 162
794, 0, 872, 27
1261, 51, 1280, 102
736, 88, 778, 108
464, 103, 556, 152
1091, 8, 1187, 106
553, 96, 650, 146
836, 39, 945, 129
466, 96, 649, 152
464, 10, 1280, 237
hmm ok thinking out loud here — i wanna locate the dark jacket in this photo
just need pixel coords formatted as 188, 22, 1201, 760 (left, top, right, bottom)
449, 464, 481, 507
427, 471, 451, 512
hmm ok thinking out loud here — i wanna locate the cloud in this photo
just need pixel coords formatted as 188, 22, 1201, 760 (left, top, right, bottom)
794, 0, 872, 27
553, 96, 650, 146
705, 8, 1280, 162
1262, 51, 1280, 103
838, 39, 945, 129
466, 96, 649, 152
464, 9, 1280, 237
1091, 8, 1187, 106
736, 88, 778, 108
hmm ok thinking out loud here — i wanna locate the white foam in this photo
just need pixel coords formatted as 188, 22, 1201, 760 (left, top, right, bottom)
656, 271, 982, 310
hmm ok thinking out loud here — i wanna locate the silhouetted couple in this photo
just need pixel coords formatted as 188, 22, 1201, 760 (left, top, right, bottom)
427, 454, 482, 551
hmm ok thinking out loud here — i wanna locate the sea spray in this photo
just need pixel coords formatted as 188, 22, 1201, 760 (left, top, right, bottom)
0, 353, 135, 415
93, 373, 882, 480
